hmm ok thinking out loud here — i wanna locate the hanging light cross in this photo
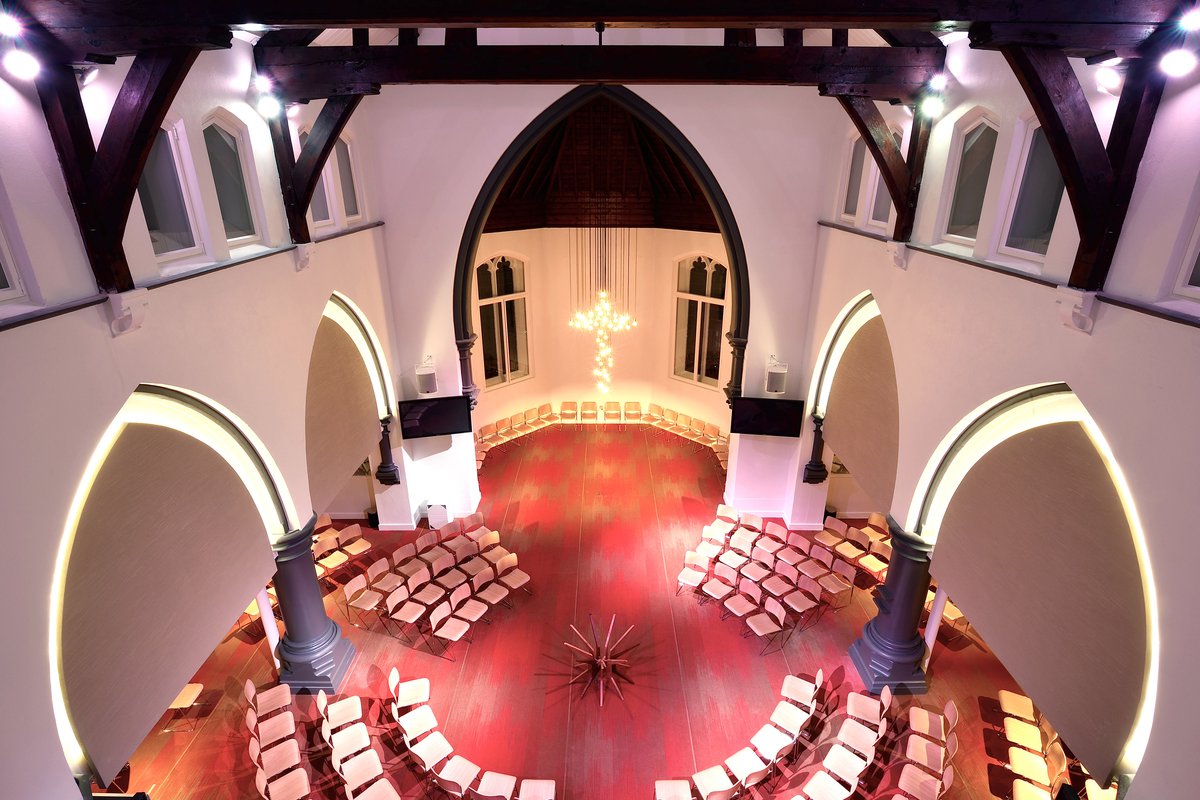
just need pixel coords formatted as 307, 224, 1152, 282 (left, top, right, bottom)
568, 291, 637, 394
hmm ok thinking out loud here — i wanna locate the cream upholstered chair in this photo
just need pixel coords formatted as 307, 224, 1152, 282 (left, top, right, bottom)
908, 699, 959, 744
669, 412, 692, 437
814, 515, 849, 548
624, 401, 643, 424
427, 600, 470, 659
343, 575, 383, 628
254, 765, 310, 800
383, 586, 423, 641
525, 406, 547, 430
407, 563, 447, 606
559, 401, 579, 427
538, 403, 559, 424
745, 596, 789, 653
677, 550, 709, 595
905, 730, 958, 775
691, 764, 736, 800
581, 400, 599, 423
495, 416, 513, 441
496, 552, 531, 593
602, 400, 621, 423
823, 741, 870, 787
847, 684, 893, 727
249, 736, 300, 781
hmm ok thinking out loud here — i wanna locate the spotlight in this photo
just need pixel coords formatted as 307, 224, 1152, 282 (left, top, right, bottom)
0, 12, 22, 38
937, 31, 968, 46
1181, 9, 1200, 32
1096, 66, 1123, 94
75, 65, 100, 87
237, 23, 268, 33
928, 73, 949, 92
256, 94, 282, 118
1160, 48, 1198, 78
3, 48, 39, 80
919, 94, 946, 119
252, 73, 272, 93
286, 104, 301, 119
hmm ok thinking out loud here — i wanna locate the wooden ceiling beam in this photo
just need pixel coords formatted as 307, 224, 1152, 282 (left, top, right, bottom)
1001, 45, 1165, 292
34, 46, 200, 294
47, 26, 231, 62
255, 44, 945, 100
267, 94, 366, 244
19, 0, 1178, 30
724, 29, 757, 47
819, 82, 925, 103
970, 21, 1159, 59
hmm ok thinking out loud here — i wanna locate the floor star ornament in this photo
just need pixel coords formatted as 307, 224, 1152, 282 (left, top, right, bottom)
563, 613, 638, 707
568, 291, 637, 394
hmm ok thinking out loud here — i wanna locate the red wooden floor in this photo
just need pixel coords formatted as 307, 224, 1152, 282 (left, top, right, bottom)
112, 426, 1033, 800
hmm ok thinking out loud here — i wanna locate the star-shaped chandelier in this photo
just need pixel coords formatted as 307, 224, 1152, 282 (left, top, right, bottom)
569, 291, 637, 394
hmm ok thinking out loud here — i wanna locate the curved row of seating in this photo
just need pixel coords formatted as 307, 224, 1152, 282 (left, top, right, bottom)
474, 401, 730, 470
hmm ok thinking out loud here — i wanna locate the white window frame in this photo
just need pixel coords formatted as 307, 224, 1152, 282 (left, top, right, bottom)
141, 120, 207, 265
296, 127, 336, 230
671, 254, 727, 392
937, 111, 1000, 248
0, 221, 26, 304
200, 110, 264, 249
331, 135, 364, 225
865, 128, 904, 232
838, 135, 870, 225
994, 119, 1062, 264
474, 254, 533, 391
1172, 218, 1200, 301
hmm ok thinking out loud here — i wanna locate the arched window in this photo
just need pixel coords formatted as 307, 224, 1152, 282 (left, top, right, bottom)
476, 255, 529, 388
999, 124, 1065, 258
841, 137, 867, 220
942, 117, 999, 243
137, 123, 202, 258
673, 255, 726, 388
333, 136, 361, 220
297, 130, 333, 225
0, 213, 25, 304
201, 116, 258, 243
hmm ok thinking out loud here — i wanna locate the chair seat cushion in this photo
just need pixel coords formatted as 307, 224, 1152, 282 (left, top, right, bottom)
740, 562, 771, 582
350, 589, 383, 611
797, 560, 830, 579
500, 568, 530, 590
783, 590, 817, 615
434, 616, 470, 642
702, 578, 734, 600
747, 613, 781, 637
723, 594, 757, 618
776, 547, 806, 566
761, 575, 794, 598
813, 530, 842, 548
678, 567, 706, 588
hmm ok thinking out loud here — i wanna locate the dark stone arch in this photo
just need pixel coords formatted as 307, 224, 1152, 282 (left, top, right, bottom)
452, 85, 750, 405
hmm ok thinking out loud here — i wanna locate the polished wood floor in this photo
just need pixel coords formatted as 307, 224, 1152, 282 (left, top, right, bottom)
112, 426, 1035, 800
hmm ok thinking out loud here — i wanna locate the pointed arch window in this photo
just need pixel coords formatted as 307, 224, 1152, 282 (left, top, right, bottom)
1000, 125, 1065, 257
943, 119, 999, 243
297, 130, 333, 224
476, 255, 530, 388
673, 255, 726, 388
202, 120, 258, 242
137, 125, 201, 257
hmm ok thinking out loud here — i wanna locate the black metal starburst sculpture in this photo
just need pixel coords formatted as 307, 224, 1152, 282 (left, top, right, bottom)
563, 613, 638, 707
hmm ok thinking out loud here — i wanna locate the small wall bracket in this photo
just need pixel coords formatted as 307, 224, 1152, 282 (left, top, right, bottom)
106, 288, 150, 337
886, 240, 908, 271
293, 242, 313, 271
1055, 286, 1097, 334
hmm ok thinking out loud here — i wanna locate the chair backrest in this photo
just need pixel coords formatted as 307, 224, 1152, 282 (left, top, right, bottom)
940, 765, 955, 796
704, 421, 720, 438
525, 407, 539, 423
1046, 741, 1068, 781
813, 545, 834, 569
254, 767, 268, 799
766, 597, 786, 625
510, 413, 525, 427
764, 521, 787, 541
676, 412, 692, 427
313, 536, 337, 558
479, 422, 496, 437
476, 530, 501, 551
244, 678, 257, 706
799, 575, 823, 600
582, 400, 597, 412
834, 559, 857, 583
740, 579, 764, 604
331, 721, 370, 763
662, 408, 678, 423
604, 400, 619, 414
385, 586, 409, 615
867, 511, 889, 531
415, 531, 437, 552
407, 564, 431, 590
430, 553, 454, 577
496, 416, 512, 433
561, 401, 578, 414
714, 562, 739, 585
685, 551, 707, 569
449, 583, 470, 609
787, 531, 811, 553
945, 699, 960, 731
392, 543, 415, 565
741, 513, 764, 532
429, 601, 451, 631
338, 524, 363, 545
751, 545, 775, 567
881, 684, 893, 714
871, 539, 893, 559
775, 562, 799, 584
472, 567, 494, 591
625, 401, 641, 416
743, 766, 771, 790
825, 516, 848, 535
344, 574, 367, 600
316, 688, 329, 717
538, 402, 553, 417
439, 519, 463, 539
848, 527, 870, 548
944, 731, 959, 760
388, 666, 400, 699
690, 418, 705, 435
648, 403, 663, 416
340, 747, 383, 790
730, 529, 755, 553
495, 552, 518, 574
367, 558, 389, 583
716, 503, 738, 522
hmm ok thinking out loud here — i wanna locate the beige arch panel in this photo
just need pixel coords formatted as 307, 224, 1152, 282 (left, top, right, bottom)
821, 315, 900, 510
305, 315, 381, 513
932, 421, 1147, 781
62, 423, 276, 784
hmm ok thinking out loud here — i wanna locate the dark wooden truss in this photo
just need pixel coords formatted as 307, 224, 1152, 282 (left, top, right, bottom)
9, 0, 1184, 295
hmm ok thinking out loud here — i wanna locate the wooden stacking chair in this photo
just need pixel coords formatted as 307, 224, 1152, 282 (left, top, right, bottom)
495, 416, 513, 441
859, 539, 891, 583
644, 403, 664, 425
343, 574, 383, 628
602, 401, 621, 423
581, 401, 599, 423
745, 596, 790, 653
367, 557, 404, 595
677, 551, 709, 596
510, 412, 530, 438
525, 407, 547, 431
559, 401, 579, 427
624, 402, 643, 424
814, 515, 849, 549
538, 403, 559, 424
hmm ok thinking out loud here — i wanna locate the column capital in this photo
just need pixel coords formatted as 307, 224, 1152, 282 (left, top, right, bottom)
273, 515, 318, 558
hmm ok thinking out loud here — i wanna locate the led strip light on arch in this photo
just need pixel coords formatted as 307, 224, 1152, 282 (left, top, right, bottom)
807, 291, 880, 418
48, 386, 298, 776
323, 292, 395, 419
907, 384, 1159, 780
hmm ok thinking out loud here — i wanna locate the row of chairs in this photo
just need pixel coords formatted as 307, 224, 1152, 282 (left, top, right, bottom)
312, 520, 375, 584
657, 671, 827, 800
243, 680, 308, 800
389, 670, 556, 800
341, 518, 531, 659
314, 689, 405, 800
815, 516, 892, 585
474, 401, 730, 471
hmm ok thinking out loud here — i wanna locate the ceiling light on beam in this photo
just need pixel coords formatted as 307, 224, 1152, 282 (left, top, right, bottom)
1095, 66, 1123, 95
0, 12, 22, 38
1159, 48, 1198, 77
918, 94, 946, 119
256, 94, 282, 118
1180, 8, 1200, 32
3, 48, 39, 80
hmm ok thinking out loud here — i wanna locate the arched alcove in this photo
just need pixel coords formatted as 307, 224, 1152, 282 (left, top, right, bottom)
808, 293, 901, 511
51, 385, 295, 784
305, 293, 393, 514
912, 384, 1158, 785
452, 85, 751, 405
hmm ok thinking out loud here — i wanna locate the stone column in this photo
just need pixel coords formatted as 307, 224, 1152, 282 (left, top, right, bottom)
848, 526, 933, 694
456, 333, 479, 408
374, 417, 401, 485
723, 332, 748, 407
272, 517, 355, 691
802, 415, 829, 484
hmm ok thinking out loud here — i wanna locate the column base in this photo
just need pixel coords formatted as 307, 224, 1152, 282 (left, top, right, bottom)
849, 620, 929, 695
278, 618, 356, 692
